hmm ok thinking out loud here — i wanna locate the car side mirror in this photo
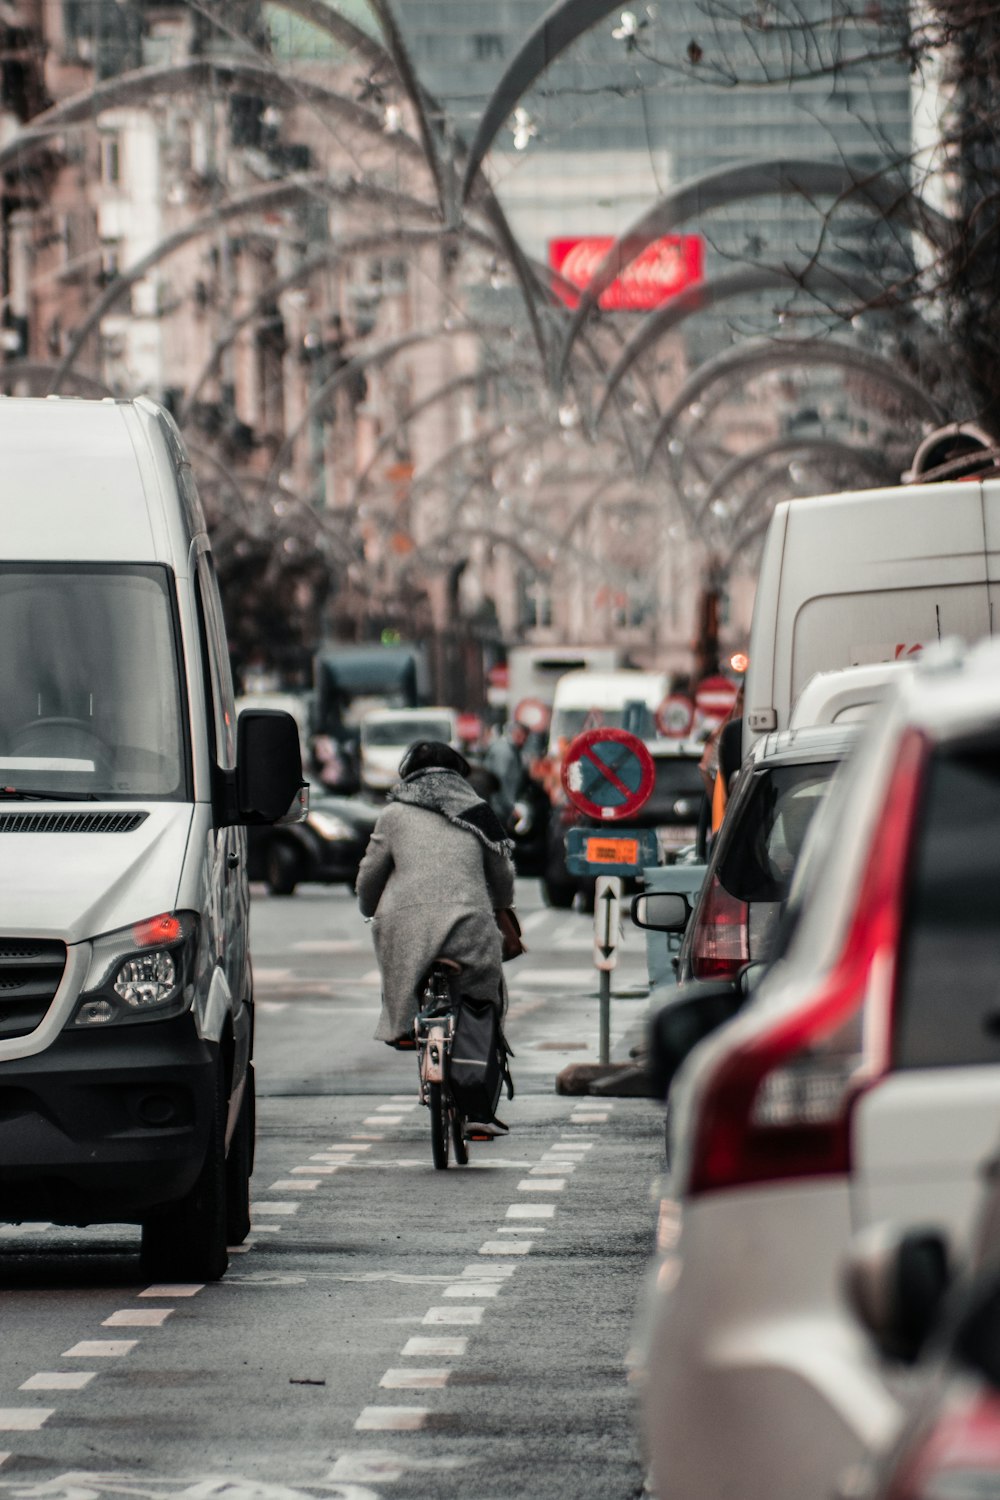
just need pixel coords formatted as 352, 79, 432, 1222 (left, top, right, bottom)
647, 980, 743, 1101
233, 709, 307, 825
844, 1224, 952, 1364
631, 891, 691, 932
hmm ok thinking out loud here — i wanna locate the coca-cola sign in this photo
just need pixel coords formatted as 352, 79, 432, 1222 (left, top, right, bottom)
549, 235, 704, 311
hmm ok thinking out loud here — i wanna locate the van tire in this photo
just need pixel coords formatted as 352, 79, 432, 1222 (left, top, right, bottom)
541, 876, 576, 909
225, 1063, 254, 1245
140, 1063, 229, 1282
266, 841, 299, 896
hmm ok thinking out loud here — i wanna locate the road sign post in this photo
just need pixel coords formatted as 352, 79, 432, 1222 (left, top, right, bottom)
594, 875, 621, 1065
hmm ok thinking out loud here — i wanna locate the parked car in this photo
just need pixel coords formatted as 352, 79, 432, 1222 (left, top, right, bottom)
247, 792, 378, 895
633, 723, 857, 998
359, 706, 459, 795
844, 1160, 1000, 1500
636, 636, 1000, 1500
543, 738, 706, 908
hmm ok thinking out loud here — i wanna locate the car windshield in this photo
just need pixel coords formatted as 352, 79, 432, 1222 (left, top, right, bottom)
0, 564, 188, 800
718, 761, 839, 903
363, 719, 452, 747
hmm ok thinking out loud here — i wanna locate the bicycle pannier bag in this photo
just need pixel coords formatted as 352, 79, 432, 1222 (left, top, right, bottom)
449, 998, 514, 1124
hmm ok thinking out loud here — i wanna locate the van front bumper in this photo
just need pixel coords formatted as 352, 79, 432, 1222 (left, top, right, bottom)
0, 1014, 217, 1225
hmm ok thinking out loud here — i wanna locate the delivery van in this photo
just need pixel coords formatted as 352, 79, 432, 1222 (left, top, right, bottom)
547, 669, 669, 755
743, 479, 1000, 754
0, 396, 304, 1280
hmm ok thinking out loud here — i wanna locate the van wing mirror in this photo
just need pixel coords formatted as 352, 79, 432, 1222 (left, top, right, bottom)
844, 1224, 951, 1364
233, 709, 307, 826
647, 980, 742, 1101
632, 892, 691, 932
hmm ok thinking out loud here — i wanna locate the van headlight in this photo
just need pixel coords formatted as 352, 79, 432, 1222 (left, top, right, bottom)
69, 912, 199, 1027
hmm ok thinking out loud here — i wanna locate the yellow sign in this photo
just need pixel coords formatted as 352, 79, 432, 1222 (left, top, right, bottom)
586, 836, 640, 865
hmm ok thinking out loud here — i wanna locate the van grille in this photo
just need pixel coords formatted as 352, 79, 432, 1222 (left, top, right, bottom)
0, 812, 148, 834
0, 940, 67, 1041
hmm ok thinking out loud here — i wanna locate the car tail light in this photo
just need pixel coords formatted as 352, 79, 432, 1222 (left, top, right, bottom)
690, 875, 749, 980
687, 729, 928, 1196
884, 1385, 1000, 1500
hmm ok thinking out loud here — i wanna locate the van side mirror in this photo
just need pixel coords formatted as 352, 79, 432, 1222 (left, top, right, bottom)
647, 980, 743, 1101
632, 892, 691, 932
233, 709, 307, 825
844, 1225, 951, 1364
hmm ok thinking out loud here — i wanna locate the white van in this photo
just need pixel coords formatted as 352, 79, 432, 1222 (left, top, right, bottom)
743, 479, 1000, 754
359, 706, 459, 793
547, 669, 669, 755
0, 396, 304, 1281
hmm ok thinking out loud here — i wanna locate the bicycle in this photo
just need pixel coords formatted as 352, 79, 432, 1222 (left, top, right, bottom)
414, 959, 470, 1169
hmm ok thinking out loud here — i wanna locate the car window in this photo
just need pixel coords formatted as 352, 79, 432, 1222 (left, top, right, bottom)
718, 763, 838, 904
893, 745, 1000, 1069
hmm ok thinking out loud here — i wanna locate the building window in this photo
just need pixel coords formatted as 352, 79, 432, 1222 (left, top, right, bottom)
98, 134, 120, 185
473, 32, 503, 61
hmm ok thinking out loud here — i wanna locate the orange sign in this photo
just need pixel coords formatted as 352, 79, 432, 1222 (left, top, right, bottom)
585, 836, 640, 865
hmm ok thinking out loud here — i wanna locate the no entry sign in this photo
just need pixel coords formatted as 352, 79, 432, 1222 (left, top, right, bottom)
561, 728, 655, 822
694, 674, 739, 724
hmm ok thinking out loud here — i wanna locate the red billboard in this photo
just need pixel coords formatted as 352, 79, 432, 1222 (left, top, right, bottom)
549, 235, 704, 311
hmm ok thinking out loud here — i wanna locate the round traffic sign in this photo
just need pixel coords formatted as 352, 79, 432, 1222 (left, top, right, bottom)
561, 728, 655, 821
513, 697, 550, 733
656, 694, 695, 739
694, 674, 739, 723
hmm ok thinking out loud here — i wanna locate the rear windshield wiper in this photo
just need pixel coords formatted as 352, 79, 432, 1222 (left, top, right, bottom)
0, 786, 102, 802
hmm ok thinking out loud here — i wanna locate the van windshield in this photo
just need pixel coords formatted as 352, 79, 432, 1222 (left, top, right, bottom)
0, 564, 188, 800
363, 718, 453, 747
552, 705, 657, 743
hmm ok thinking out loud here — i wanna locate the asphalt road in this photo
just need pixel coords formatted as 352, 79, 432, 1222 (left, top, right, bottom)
0, 878, 664, 1500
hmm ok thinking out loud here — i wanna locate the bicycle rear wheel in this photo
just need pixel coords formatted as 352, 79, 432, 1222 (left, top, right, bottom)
451, 1107, 469, 1165
429, 1081, 450, 1169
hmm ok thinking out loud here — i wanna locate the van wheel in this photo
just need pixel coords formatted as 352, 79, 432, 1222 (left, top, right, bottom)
541, 876, 576, 909
225, 1064, 254, 1246
266, 841, 299, 896
141, 1064, 229, 1282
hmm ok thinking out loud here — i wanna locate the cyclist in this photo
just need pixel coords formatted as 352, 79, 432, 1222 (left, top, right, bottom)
356, 739, 516, 1127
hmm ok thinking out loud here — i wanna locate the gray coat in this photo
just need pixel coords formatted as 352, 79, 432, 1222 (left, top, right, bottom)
357, 799, 516, 1041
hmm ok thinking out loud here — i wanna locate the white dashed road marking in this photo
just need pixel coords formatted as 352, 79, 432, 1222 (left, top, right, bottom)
0, 1410, 53, 1431
139, 1284, 203, 1298
402, 1336, 467, 1357
62, 1341, 137, 1357
422, 1305, 484, 1325
252, 1202, 299, 1215
517, 1178, 565, 1191
102, 1309, 172, 1327
379, 1369, 450, 1390
506, 1203, 556, 1219
20, 1373, 95, 1391
355, 1406, 429, 1432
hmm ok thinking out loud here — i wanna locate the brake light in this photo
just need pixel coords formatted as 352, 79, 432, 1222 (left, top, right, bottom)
884, 1387, 1000, 1500
687, 728, 928, 1196
691, 875, 749, 980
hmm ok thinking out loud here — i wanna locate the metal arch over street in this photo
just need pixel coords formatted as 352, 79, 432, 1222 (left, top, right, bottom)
264, 322, 534, 490
459, 0, 623, 204
556, 158, 958, 384
696, 435, 897, 527
643, 337, 947, 474
593, 264, 898, 425
0, 59, 424, 182
46, 175, 443, 392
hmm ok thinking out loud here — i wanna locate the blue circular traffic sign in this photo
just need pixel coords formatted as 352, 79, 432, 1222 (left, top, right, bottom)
561, 728, 655, 821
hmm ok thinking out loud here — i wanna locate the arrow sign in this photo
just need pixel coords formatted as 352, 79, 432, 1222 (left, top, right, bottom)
562, 728, 655, 822
594, 875, 621, 972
